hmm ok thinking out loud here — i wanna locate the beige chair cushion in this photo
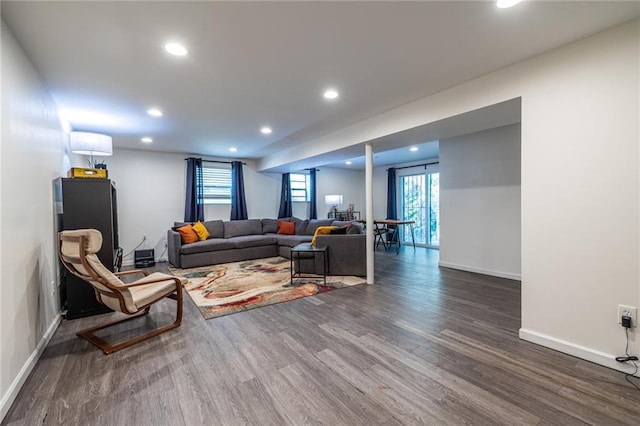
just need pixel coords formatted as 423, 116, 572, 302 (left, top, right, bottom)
128, 272, 182, 309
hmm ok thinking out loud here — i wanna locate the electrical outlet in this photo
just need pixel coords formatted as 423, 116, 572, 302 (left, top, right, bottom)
617, 304, 637, 327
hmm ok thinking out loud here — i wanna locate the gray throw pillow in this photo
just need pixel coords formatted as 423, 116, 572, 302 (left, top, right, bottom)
261, 218, 279, 234
290, 217, 309, 235
347, 223, 363, 234
295, 219, 309, 235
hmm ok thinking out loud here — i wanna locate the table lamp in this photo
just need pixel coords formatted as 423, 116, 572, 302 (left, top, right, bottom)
69, 131, 113, 168
325, 194, 343, 217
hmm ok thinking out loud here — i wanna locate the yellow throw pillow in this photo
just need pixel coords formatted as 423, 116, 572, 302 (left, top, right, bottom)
192, 221, 210, 241
311, 226, 337, 246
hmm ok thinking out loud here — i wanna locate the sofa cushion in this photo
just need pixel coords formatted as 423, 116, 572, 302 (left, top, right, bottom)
261, 218, 279, 234
274, 234, 313, 247
305, 219, 334, 235
331, 220, 353, 228
277, 220, 295, 235
291, 217, 309, 235
347, 222, 363, 234
204, 220, 224, 238
227, 235, 277, 249
224, 219, 262, 238
180, 238, 236, 255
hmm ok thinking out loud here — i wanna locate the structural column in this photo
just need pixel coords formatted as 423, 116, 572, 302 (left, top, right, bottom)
365, 143, 374, 284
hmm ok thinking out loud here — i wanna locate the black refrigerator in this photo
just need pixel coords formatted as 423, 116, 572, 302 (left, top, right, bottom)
54, 177, 119, 319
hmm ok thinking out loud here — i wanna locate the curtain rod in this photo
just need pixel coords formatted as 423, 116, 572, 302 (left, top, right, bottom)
387, 161, 439, 171
185, 158, 246, 165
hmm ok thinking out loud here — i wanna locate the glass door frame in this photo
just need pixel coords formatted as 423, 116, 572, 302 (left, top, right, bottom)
396, 164, 440, 249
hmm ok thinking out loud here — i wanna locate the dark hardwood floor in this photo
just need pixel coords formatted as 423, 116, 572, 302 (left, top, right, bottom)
4, 247, 640, 425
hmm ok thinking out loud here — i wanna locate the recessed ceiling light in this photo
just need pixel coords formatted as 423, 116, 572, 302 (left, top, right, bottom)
260, 126, 272, 135
323, 89, 339, 100
345, 161, 352, 165
141, 137, 153, 143
164, 42, 188, 56
410, 146, 419, 152
147, 108, 163, 117
229, 147, 238, 152
496, 0, 523, 8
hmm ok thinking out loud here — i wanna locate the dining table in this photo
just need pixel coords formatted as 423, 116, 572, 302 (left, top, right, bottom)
373, 219, 416, 254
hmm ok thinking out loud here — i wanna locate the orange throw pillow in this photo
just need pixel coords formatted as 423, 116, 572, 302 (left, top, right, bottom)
277, 220, 295, 235
177, 224, 199, 244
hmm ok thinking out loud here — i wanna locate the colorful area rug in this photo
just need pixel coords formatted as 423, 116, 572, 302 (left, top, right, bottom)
169, 257, 366, 320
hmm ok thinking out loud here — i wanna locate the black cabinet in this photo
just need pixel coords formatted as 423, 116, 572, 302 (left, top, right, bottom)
54, 178, 119, 319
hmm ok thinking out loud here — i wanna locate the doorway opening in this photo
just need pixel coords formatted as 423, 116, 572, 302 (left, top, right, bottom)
399, 170, 439, 248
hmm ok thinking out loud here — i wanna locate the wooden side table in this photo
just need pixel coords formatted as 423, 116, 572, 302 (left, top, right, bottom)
290, 243, 328, 286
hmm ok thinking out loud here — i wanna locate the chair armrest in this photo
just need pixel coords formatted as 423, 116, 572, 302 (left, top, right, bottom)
115, 269, 150, 278
167, 229, 182, 267
122, 274, 183, 289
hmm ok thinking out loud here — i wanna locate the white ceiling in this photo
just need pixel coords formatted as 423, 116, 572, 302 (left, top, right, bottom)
2, 1, 639, 170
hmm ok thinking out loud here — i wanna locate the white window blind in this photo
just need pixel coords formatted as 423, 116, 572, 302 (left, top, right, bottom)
201, 166, 231, 204
290, 173, 309, 202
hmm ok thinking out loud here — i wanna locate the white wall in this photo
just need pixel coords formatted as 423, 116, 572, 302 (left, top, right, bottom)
257, 21, 640, 372
107, 150, 367, 264
106, 148, 281, 264
316, 167, 365, 219
439, 124, 521, 280
0, 21, 69, 420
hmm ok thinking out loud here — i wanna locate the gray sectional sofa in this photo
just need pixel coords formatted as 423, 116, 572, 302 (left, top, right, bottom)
167, 217, 366, 276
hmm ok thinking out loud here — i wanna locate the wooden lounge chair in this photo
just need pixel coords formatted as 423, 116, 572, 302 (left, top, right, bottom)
58, 229, 183, 354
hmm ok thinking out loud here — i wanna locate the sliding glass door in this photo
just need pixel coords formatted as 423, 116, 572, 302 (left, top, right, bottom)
400, 172, 439, 247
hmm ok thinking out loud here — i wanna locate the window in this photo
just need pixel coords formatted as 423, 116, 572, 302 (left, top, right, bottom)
201, 166, 231, 204
290, 173, 310, 202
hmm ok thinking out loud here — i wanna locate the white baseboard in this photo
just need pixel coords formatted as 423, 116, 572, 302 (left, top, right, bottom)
438, 261, 521, 281
1, 313, 62, 422
519, 328, 639, 376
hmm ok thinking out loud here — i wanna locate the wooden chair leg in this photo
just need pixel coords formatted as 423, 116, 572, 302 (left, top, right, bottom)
76, 290, 183, 355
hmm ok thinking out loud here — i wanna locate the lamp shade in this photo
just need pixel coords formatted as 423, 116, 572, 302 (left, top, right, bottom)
69, 132, 113, 156
324, 194, 343, 206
